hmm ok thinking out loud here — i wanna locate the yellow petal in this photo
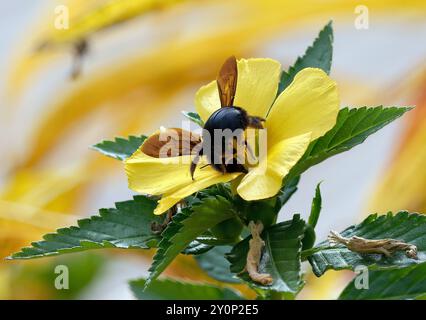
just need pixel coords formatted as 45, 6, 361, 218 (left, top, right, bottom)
237, 133, 311, 201
155, 171, 241, 215
125, 149, 240, 215
195, 81, 220, 123
125, 149, 194, 195
195, 58, 281, 122
266, 68, 339, 145
234, 58, 281, 118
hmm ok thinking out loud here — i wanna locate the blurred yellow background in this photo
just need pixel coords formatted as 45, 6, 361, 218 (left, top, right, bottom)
0, 0, 425, 299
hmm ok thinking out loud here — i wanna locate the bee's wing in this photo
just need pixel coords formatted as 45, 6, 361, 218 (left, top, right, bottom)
141, 128, 201, 158
217, 56, 238, 107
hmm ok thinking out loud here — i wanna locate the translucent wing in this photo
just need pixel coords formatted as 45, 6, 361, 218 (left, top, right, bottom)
217, 56, 238, 107
141, 128, 201, 158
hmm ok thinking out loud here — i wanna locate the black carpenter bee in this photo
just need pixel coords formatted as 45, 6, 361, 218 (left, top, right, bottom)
190, 56, 265, 180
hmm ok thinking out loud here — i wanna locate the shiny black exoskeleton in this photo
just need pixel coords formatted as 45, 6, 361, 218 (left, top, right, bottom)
190, 106, 264, 179
204, 107, 249, 136
203, 106, 249, 174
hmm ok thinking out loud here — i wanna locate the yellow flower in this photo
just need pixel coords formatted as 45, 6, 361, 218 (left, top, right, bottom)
125, 58, 339, 215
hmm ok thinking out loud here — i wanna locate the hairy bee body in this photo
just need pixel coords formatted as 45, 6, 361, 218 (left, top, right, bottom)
202, 106, 249, 174
189, 56, 265, 180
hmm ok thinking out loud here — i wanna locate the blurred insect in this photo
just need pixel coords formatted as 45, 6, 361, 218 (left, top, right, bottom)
71, 39, 89, 80
190, 56, 265, 179
36, 38, 89, 80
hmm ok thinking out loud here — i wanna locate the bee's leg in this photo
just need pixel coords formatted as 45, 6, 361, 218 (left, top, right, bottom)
219, 163, 227, 174
199, 164, 210, 169
190, 147, 203, 180
247, 116, 265, 129
245, 221, 273, 285
244, 140, 254, 157
216, 159, 227, 174
244, 139, 256, 162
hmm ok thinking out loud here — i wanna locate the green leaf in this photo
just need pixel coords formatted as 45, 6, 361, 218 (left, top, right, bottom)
302, 224, 316, 252
91, 135, 146, 160
9, 196, 162, 259
278, 175, 300, 207
237, 198, 281, 229
308, 211, 426, 277
130, 278, 243, 300
227, 215, 306, 297
339, 263, 426, 300
182, 240, 213, 255
289, 106, 411, 178
182, 111, 205, 127
194, 233, 239, 246
146, 196, 236, 287
195, 246, 241, 283
302, 182, 321, 251
210, 216, 244, 244
278, 21, 333, 94
308, 182, 322, 228
11, 252, 104, 299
